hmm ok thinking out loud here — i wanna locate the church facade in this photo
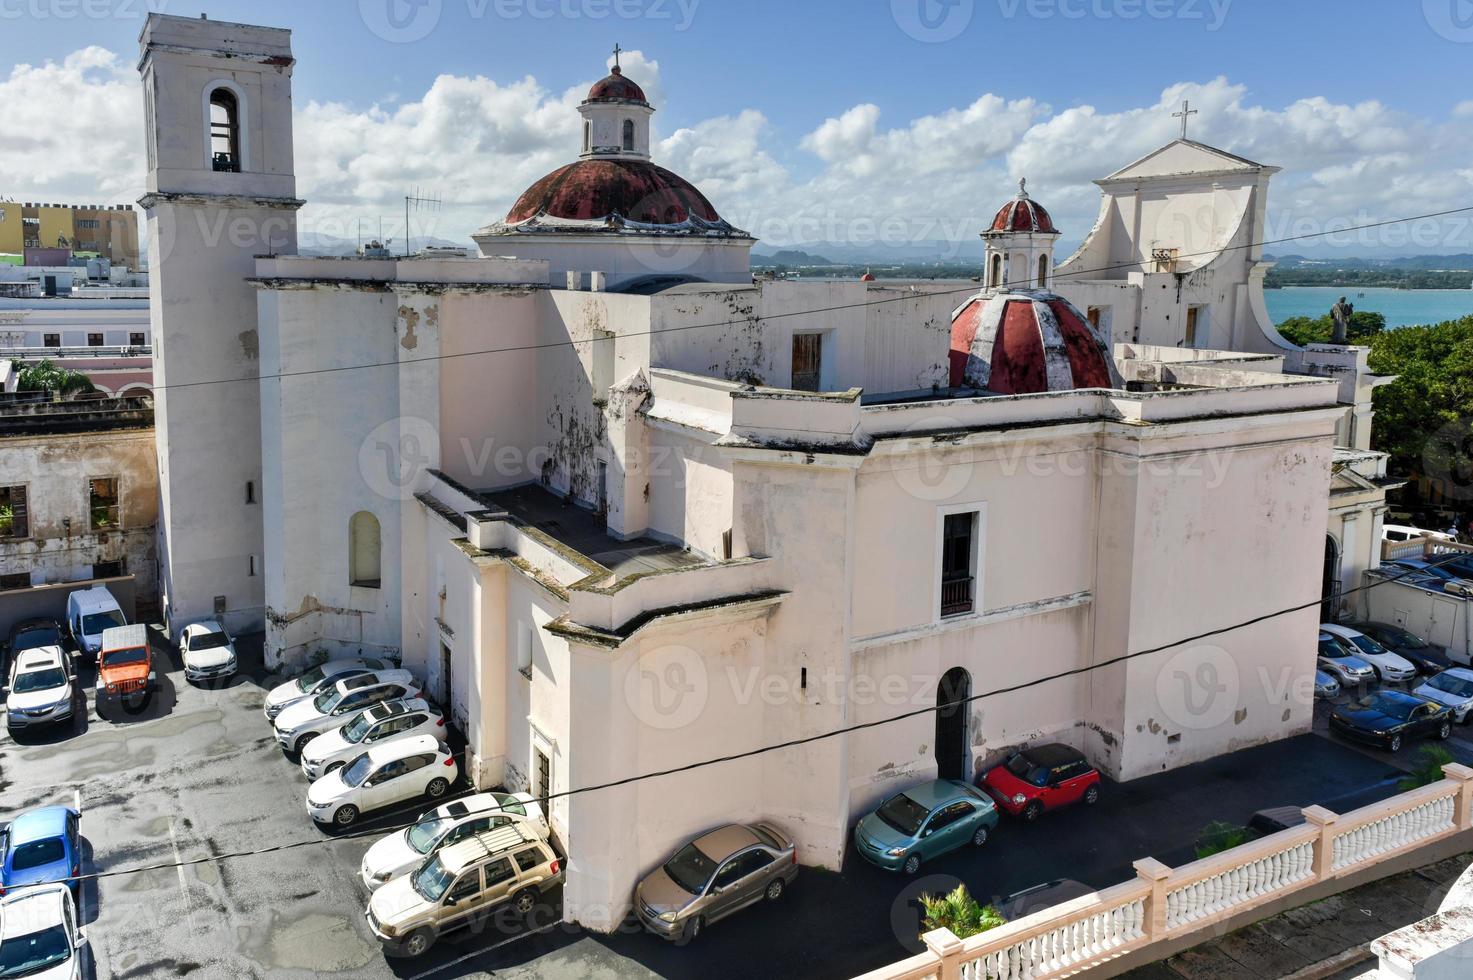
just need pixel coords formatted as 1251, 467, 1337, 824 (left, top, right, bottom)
140, 13, 1383, 929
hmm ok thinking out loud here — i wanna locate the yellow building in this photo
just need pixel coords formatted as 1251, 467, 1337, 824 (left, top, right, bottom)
1, 200, 139, 268
0, 202, 23, 257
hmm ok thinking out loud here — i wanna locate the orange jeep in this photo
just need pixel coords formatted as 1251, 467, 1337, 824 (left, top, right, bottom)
96, 624, 154, 704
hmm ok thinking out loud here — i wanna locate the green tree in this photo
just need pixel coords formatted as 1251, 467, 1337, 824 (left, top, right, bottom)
1366, 316, 1473, 481
1194, 820, 1254, 859
1275, 310, 1386, 346
16, 359, 95, 397
1399, 744, 1456, 791
918, 884, 1007, 940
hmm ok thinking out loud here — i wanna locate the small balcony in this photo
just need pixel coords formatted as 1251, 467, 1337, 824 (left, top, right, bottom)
941, 575, 974, 617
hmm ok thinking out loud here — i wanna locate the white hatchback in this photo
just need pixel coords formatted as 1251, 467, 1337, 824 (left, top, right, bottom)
306, 735, 458, 827
300, 697, 445, 781
262, 657, 395, 721
179, 621, 238, 683
274, 670, 417, 755
0, 883, 87, 980
359, 791, 550, 890
1320, 623, 1417, 682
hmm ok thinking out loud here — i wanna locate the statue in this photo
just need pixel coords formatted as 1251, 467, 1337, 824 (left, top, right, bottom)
1330, 296, 1354, 345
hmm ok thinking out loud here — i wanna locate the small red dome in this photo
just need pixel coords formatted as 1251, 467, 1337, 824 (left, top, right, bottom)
860, 271, 876, 282
990, 195, 1057, 234
949, 292, 1119, 394
587, 66, 648, 104
506, 158, 721, 225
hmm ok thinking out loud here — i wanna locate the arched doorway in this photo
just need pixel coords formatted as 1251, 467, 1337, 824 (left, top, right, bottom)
935, 667, 971, 780
1322, 534, 1341, 621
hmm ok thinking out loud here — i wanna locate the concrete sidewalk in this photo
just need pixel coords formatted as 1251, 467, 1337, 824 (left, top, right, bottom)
1121, 853, 1473, 980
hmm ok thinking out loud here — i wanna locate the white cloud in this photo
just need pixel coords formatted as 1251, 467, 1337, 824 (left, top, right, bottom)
8, 48, 1473, 257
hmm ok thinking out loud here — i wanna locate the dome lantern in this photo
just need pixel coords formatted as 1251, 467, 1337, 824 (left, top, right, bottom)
981, 178, 1062, 292
580, 46, 654, 161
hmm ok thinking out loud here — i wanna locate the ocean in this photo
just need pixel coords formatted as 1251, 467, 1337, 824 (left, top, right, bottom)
1264, 286, 1473, 329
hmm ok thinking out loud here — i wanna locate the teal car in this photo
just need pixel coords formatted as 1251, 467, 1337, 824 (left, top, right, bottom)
853, 780, 998, 874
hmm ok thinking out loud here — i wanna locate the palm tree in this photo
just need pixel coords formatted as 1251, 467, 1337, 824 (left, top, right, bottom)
1400, 744, 1455, 791
919, 885, 1006, 940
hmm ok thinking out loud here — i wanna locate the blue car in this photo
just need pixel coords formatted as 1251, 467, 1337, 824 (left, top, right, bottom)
853, 780, 998, 875
0, 805, 81, 897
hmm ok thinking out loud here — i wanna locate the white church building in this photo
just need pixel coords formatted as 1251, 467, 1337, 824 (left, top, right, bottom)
139, 14, 1392, 929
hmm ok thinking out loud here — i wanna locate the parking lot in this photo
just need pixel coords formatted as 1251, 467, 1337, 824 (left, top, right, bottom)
5, 631, 1473, 980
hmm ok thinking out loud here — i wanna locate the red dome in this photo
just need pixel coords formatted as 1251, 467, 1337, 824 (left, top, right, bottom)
990, 195, 1057, 234
506, 158, 722, 225
586, 66, 648, 104
949, 293, 1118, 394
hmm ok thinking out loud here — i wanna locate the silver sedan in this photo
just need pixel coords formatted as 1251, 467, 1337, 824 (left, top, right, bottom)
635, 822, 798, 942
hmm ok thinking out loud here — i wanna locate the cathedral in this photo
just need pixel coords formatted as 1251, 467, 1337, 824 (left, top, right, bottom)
139, 13, 1389, 928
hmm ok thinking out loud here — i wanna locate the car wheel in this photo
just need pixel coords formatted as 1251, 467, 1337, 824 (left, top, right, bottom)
333, 804, 359, 827
325, 761, 344, 774
765, 878, 785, 902
1438, 721, 1452, 740
1084, 785, 1101, 805
1023, 801, 1044, 822
402, 927, 436, 958
293, 732, 316, 755
512, 888, 537, 915
1388, 735, 1403, 753
425, 777, 449, 799
682, 916, 704, 943
902, 854, 921, 875
971, 825, 989, 847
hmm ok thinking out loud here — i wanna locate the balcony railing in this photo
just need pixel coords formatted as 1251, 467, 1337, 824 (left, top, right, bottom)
854, 764, 1473, 980
940, 575, 973, 617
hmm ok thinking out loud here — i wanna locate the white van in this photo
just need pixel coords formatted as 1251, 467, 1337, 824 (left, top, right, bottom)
1383, 524, 1454, 544
66, 585, 127, 658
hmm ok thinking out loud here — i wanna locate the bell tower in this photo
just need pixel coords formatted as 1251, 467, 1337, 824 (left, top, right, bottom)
981, 179, 1061, 292
139, 13, 300, 637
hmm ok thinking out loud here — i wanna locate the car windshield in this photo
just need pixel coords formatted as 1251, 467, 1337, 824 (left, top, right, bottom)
1319, 638, 1351, 659
295, 665, 330, 693
1430, 674, 1473, 698
342, 711, 375, 743
1359, 694, 1416, 721
662, 842, 718, 894
101, 647, 147, 668
11, 838, 65, 871
407, 815, 454, 854
875, 793, 930, 836
312, 689, 343, 712
189, 632, 230, 651
13, 668, 66, 694
12, 626, 60, 652
0, 923, 71, 978
1379, 626, 1427, 649
81, 610, 124, 636
411, 855, 455, 902
493, 793, 527, 817
341, 754, 373, 787
1347, 634, 1388, 657
1005, 754, 1050, 786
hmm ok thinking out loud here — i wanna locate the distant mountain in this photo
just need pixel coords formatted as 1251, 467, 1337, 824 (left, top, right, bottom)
297, 232, 471, 257
1267, 253, 1473, 271
751, 248, 836, 266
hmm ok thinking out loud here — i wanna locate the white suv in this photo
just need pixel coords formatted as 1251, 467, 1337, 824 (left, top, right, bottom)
273, 671, 417, 755
4, 646, 76, 732
0, 883, 87, 979
307, 735, 457, 827
262, 657, 396, 721
360, 791, 549, 890
179, 621, 238, 683
300, 697, 445, 781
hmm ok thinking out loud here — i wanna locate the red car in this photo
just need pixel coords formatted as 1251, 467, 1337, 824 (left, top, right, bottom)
980, 743, 1101, 821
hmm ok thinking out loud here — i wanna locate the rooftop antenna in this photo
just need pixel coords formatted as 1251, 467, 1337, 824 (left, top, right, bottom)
403, 188, 442, 257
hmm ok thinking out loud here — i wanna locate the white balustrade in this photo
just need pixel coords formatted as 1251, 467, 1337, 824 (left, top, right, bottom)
1332, 791, 1456, 871
1164, 838, 1314, 931
958, 892, 1147, 980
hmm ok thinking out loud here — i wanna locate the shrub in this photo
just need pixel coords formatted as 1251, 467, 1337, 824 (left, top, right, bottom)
1399, 744, 1455, 791
1195, 819, 1254, 859
918, 884, 1007, 940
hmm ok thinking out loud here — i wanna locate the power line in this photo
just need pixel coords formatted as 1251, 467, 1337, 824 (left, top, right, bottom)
115, 202, 1473, 396
49, 546, 1473, 887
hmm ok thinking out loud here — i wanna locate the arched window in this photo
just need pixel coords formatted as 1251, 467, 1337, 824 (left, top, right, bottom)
350, 511, 382, 588
583, 120, 591, 153
622, 118, 635, 151
989, 254, 1002, 288
1037, 254, 1049, 288
209, 88, 241, 172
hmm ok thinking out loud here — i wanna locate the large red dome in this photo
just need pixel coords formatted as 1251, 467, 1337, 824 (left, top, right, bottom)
949, 292, 1119, 394
586, 66, 648, 104
505, 159, 723, 226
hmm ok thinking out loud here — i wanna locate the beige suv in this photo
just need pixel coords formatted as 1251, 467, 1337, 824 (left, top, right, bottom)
366, 823, 561, 958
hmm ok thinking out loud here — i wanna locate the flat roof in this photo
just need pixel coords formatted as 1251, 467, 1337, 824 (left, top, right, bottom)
482, 484, 710, 578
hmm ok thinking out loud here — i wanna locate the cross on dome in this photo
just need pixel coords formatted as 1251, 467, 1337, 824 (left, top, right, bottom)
1173, 99, 1199, 140
612, 42, 622, 71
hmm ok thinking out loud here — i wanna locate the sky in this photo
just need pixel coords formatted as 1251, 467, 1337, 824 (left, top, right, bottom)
4, 0, 1473, 260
